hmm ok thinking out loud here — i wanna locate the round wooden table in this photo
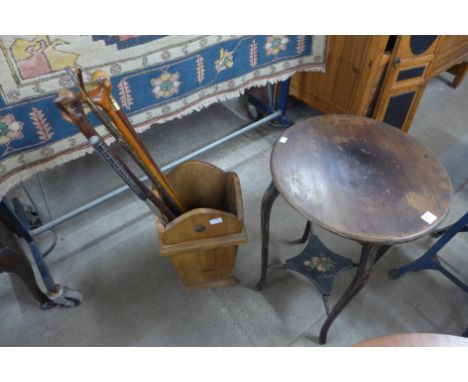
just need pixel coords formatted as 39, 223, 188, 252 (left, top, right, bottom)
353, 333, 468, 347
256, 114, 453, 344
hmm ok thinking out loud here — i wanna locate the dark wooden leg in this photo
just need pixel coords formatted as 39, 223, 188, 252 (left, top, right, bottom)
319, 243, 380, 344
298, 221, 312, 244
256, 182, 279, 291
374, 245, 392, 264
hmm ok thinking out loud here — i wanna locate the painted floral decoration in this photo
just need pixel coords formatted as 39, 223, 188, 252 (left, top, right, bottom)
304, 256, 336, 273
0, 114, 24, 145
215, 48, 234, 73
151, 71, 181, 99
265, 35, 289, 56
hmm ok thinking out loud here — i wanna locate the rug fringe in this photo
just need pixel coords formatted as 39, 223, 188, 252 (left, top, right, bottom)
0, 67, 324, 198
133, 67, 324, 134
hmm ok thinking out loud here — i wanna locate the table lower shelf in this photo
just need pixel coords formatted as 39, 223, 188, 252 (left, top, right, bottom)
275, 234, 354, 314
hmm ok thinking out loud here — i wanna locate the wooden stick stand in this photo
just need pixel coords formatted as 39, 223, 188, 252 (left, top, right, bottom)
156, 161, 247, 290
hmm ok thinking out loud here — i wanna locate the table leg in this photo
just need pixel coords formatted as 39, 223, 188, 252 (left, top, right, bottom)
298, 221, 312, 244
375, 245, 392, 264
319, 243, 380, 344
256, 181, 279, 291
388, 212, 468, 293
274, 79, 293, 127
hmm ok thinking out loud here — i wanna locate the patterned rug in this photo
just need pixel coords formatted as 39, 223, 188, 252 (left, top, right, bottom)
0, 35, 326, 196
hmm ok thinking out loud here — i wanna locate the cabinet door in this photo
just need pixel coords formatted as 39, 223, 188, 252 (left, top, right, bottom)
290, 36, 388, 115
373, 36, 440, 132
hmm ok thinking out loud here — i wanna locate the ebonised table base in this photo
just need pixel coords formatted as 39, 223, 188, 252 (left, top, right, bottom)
256, 182, 391, 344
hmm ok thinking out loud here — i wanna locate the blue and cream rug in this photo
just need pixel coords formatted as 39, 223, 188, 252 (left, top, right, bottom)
0, 35, 326, 195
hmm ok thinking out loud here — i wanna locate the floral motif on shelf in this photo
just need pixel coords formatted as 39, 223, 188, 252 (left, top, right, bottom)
304, 256, 336, 273
151, 71, 181, 99
265, 36, 289, 56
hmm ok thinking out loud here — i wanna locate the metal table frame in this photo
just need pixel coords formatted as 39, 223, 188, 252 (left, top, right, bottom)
389, 211, 468, 293
389, 211, 468, 337
257, 182, 391, 345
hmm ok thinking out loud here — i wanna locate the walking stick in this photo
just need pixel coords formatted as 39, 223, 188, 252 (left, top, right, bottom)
55, 90, 176, 223
64, 68, 180, 217
68, 68, 188, 216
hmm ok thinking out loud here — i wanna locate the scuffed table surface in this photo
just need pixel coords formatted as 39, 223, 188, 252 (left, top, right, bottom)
271, 114, 453, 244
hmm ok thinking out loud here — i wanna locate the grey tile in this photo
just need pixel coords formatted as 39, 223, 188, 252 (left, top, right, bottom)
213, 279, 325, 346
292, 274, 438, 347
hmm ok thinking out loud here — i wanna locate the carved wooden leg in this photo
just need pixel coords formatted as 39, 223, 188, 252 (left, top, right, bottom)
256, 182, 279, 291
319, 243, 380, 344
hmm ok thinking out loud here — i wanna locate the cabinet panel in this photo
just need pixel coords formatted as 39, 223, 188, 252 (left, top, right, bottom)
290, 36, 389, 115
330, 36, 373, 109
373, 36, 441, 132
383, 91, 416, 129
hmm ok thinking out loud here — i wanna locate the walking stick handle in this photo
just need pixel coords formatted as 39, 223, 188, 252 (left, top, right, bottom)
89, 71, 188, 215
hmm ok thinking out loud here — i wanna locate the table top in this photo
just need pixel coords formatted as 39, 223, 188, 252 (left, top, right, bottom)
271, 115, 453, 244
353, 333, 468, 347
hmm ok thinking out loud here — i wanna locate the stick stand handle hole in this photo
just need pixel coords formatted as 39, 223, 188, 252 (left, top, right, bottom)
194, 224, 206, 233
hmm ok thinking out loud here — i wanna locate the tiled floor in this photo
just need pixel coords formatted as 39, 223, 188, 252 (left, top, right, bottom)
0, 73, 467, 346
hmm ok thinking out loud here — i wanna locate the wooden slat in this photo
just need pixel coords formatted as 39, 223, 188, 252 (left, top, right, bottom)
155, 160, 247, 288
159, 230, 248, 256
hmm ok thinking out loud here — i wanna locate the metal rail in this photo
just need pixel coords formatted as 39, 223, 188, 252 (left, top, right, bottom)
31, 110, 282, 236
